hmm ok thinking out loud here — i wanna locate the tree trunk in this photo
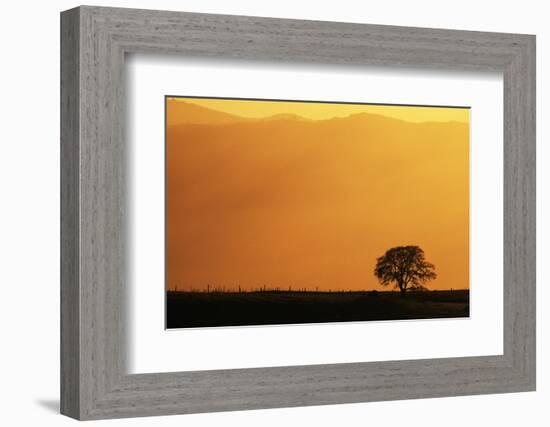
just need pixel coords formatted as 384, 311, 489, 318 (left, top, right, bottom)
398, 283, 406, 297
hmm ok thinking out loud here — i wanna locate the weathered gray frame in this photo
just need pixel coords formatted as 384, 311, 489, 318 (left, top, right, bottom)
60, 5, 536, 420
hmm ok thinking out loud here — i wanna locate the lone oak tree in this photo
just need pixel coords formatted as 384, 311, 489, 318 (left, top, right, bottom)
374, 246, 436, 295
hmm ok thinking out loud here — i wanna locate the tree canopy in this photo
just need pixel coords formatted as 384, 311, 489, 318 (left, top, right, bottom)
374, 246, 436, 294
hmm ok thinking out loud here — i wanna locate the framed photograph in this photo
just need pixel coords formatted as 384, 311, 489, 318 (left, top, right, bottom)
60, 6, 535, 420
164, 96, 470, 329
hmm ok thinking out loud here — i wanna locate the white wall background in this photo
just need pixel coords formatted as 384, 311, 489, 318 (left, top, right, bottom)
0, 0, 546, 425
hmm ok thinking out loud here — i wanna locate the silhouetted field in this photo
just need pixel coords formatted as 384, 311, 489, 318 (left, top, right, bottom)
166, 290, 469, 329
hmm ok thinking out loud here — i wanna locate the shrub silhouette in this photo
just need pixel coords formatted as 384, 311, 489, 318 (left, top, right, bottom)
374, 246, 436, 295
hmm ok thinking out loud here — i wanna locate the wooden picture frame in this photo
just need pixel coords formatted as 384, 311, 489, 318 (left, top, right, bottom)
60, 5, 536, 420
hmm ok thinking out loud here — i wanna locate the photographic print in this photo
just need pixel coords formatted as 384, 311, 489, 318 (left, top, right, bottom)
165, 96, 470, 329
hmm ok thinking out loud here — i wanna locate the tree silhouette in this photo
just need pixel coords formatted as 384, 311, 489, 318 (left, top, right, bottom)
374, 246, 436, 295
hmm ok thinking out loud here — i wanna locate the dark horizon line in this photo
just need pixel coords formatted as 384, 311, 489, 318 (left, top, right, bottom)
165, 94, 471, 110
167, 288, 469, 293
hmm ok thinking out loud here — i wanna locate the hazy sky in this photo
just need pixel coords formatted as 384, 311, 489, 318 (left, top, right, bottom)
166, 97, 470, 292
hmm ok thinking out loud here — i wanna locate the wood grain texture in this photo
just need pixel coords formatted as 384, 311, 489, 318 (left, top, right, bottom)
60, 7, 80, 419
60, 5, 536, 420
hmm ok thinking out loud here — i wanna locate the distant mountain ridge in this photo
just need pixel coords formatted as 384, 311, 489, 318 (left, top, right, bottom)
166, 100, 255, 126
166, 100, 384, 126
166, 100, 313, 127
166, 100, 411, 127
259, 113, 312, 122
166, 100, 463, 128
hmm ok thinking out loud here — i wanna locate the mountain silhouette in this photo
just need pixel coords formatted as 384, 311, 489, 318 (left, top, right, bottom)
166, 100, 254, 126
259, 113, 312, 122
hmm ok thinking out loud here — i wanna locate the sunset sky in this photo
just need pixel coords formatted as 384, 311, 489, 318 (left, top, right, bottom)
166, 97, 470, 292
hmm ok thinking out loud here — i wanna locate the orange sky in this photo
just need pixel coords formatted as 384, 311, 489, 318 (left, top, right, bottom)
166, 97, 470, 292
